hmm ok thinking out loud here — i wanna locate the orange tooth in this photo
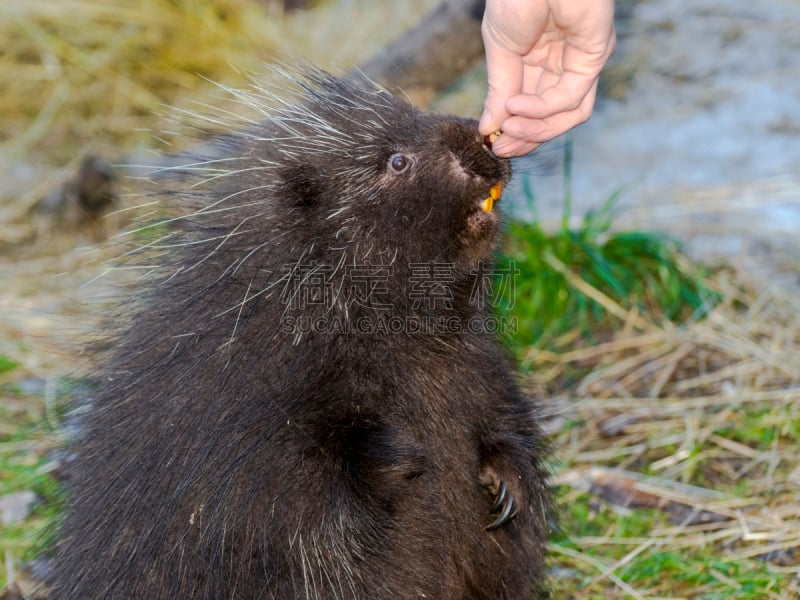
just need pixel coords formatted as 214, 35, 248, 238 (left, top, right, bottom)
481, 197, 494, 213
489, 182, 503, 200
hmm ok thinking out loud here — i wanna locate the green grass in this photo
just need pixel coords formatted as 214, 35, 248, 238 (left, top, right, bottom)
495, 141, 721, 361
0, 355, 19, 375
0, 358, 64, 590
550, 491, 787, 598
0, 429, 64, 554
485, 141, 799, 597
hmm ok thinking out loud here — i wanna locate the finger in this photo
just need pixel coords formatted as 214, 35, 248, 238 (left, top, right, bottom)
479, 49, 524, 135
489, 136, 541, 158
501, 81, 598, 144
529, 64, 561, 97
479, 21, 527, 135
511, 24, 615, 118
507, 69, 598, 120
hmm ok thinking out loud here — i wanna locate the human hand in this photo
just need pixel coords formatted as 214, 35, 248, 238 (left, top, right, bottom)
479, 0, 616, 157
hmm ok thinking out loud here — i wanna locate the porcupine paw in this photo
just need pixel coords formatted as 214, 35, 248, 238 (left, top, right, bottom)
480, 466, 518, 531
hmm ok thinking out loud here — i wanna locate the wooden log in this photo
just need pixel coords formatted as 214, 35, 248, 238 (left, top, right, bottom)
357, 0, 486, 97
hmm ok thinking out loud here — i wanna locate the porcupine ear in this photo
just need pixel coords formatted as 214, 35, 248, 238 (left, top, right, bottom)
281, 163, 322, 208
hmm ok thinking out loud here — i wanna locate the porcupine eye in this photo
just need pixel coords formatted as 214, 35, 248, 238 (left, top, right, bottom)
388, 153, 412, 174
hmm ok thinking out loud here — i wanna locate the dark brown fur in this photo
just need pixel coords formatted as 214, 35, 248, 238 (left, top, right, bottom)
51, 71, 551, 599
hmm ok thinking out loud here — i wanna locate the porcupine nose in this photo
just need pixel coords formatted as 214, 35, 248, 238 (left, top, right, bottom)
439, 119, 509, 184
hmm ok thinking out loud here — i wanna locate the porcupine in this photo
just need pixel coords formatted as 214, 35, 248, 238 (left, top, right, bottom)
50, 69, 552, 599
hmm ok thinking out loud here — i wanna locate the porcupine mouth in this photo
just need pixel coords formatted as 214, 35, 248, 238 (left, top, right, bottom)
480, 182, 503, 214
465, 181, 503, 245
468, 181, 503, 222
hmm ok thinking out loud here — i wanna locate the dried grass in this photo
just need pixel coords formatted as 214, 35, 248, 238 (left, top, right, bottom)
1, 1, 798, 595
4, 228, 798, 596
533, 273, 800, 596
0, 0, 443, 225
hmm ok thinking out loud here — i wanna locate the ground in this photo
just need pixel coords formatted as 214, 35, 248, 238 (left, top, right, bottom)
1, 0, 799, 597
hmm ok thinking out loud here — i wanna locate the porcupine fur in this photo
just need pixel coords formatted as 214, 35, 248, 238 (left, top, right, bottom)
50, 68, 552, 599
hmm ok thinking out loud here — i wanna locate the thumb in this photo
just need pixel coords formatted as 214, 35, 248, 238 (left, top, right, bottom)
479, 31, 523, 136
479, 92, 507, 137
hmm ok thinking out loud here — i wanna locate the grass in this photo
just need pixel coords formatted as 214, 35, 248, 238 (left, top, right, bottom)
495, 138, 721, 364
529, 274, 800, 598
1, 2, 798, 597
550, 490, 790, 598
0, 361, 64, 594
3, 120, 798, 600
486, 140, 800, 598
0, 0, 445, 221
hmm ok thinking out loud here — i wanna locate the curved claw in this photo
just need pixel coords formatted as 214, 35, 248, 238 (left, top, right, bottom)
485, 479, 518, 531
489, 479, 508, 513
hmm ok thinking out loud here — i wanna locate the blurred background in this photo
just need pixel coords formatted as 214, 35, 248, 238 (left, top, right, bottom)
1, 1, 799, 597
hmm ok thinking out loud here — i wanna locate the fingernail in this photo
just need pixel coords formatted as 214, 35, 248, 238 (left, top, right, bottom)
478, 110, 493, 134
